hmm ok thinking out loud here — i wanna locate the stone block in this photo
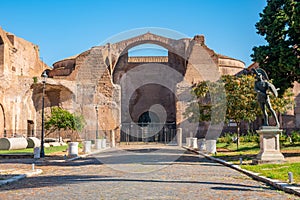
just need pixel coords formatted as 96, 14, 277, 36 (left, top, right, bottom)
198, 138, 206, 151
205, 139, 216, 154
253, 127, 285, 164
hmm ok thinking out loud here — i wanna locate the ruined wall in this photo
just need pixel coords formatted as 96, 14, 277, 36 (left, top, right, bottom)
50, 33, 249, 141
0, 27, 47, 137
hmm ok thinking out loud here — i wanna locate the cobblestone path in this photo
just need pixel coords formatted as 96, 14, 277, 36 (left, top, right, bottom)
0, 145, 298, 200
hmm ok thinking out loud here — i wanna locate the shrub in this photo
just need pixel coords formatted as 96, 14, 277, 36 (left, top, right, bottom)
240, 132, 259, 143
279, 133, 289, 143
218, 132, 236, 144
290, 131, 300, 143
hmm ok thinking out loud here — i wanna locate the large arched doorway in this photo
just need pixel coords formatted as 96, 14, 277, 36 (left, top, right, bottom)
112, 41, 186, 143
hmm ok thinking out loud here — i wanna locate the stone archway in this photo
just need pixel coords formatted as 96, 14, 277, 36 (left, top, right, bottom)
48, 31, 245, 144
112, 44, 186, 123
109, 34, 187, 142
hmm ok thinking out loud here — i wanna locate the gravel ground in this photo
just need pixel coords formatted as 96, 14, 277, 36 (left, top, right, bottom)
0, 145, 298, 200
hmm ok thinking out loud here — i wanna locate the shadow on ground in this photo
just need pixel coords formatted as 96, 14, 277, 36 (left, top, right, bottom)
0, 174, 271, 192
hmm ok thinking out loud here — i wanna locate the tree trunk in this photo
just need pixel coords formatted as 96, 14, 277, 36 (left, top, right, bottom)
236, 122, 240, 150
279, 112, 283, 128
59, 130, 61, 143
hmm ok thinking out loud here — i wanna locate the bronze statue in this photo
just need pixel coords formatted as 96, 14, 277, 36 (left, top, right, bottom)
253, 68, 279, 127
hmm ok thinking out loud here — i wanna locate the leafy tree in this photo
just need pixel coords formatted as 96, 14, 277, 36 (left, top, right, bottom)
270, 87, 294, 126
45, 107, 86, 141
184, 80, 226, 125
251, 0, 300, 95
222, 75, 259, 149
185, 75, 259, 149
72, 113, 85, 132
185, 74, 295, 150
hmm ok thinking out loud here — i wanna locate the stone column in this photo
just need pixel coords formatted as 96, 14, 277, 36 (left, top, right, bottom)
176, 128, 182, 147
111, 130, 116, 147
253, 126, 285, 164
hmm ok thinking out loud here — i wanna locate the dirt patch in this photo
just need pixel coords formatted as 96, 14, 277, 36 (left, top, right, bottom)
282, 149, 300, 163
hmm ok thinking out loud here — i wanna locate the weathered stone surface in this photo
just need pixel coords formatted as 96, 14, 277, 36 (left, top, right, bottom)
26, 137, 40, 148
1, 27, 299, 145
253, 127, 285, 164
0, 27, 48, 137
0, 137, 28, 150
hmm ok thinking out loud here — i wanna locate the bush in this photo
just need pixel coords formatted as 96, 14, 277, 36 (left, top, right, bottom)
218, 132, 235, 144
240, 131, 259, 143
279, 133, 289, 143
290, 131, 300, 143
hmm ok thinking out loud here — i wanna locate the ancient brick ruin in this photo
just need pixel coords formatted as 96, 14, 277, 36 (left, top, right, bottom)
0, 27, 299, 142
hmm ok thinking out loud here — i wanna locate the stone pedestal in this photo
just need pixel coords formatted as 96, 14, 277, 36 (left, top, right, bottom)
102, 139, 107, 148
198, 138, 206, 151
95, 139, 102, 150
83, 141, 92, 153
205, 139, 216, 154
186, 137, 191, 147
34, 147, 40, 159
253, 126, 285, 164
68, 142, 79, 156
191, 138, 198, 149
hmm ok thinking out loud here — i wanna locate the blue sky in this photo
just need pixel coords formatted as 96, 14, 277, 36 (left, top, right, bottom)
0, 0, 267, 67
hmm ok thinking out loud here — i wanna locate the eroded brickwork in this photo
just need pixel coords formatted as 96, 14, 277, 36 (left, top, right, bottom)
2, 29, 298, 142
0, 27, 48, 137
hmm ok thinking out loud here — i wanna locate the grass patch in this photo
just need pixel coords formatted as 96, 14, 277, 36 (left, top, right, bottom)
224, 142, 259, 152
215, 140, 300, 183
281, 142, 300, 151
216, 143, 228, 148
242, 162, 300, 184
215, 141, 300, 163
0, 145, 68, 155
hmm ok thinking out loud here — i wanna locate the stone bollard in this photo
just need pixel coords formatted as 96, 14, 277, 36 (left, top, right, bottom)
83, 141, 92, 153
198, 138, 206, 151
186, 137, 191, 147
191, 138, 198, 149
68, 142, 79, 156
95, 139, 102, 150
101, 139, 107, 149
288, 172, 293, 183
33, 147, 40, 159
205, 139, 216, 154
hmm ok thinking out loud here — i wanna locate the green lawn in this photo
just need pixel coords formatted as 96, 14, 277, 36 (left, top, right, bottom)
215, 141, 300, 184
242, 162, 300, 184
0, 145, 68, 155
217, 142, 260, 153
215, 142, 300, 159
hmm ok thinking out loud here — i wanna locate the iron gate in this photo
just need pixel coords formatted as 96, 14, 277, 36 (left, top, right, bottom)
120, 122, 176, 144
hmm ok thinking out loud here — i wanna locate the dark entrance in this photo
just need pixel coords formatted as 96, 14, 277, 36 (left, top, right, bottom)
120, 121, 176, 144
27, 120, 34, 137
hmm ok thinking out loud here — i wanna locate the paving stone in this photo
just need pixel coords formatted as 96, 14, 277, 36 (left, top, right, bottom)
0, 145, 298, 199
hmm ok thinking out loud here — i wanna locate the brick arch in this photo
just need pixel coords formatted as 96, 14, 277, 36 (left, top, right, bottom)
110, 32, 186, 75
116, 39, 177, 56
